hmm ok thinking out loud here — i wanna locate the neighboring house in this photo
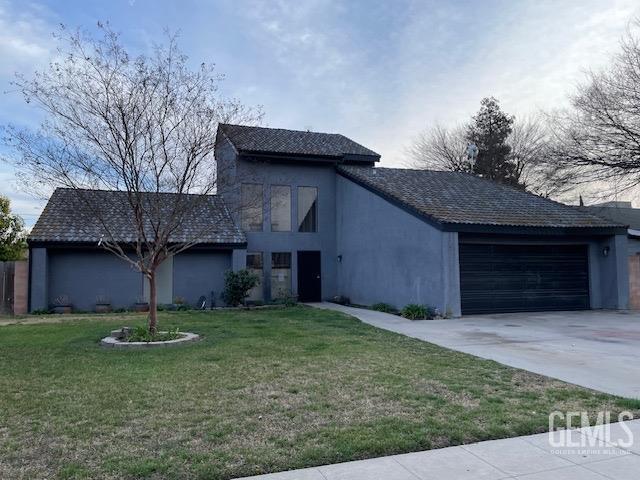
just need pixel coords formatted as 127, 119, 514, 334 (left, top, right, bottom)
582, 201, 640, 309
28, 124, 630, 315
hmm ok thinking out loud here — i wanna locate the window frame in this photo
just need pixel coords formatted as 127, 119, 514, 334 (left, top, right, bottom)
271, 251, 292, 298
297, 185, 318, 233
246, 252, 264, 302
241, 183, 264, 232
270, 185, 292, 232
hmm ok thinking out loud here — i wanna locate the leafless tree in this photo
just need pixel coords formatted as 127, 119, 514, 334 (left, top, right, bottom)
407, 123, 471, 172
2, 24, 262, 332
408, 115, 573, 198
510, 115, 574, 198
549, 20, 640, 195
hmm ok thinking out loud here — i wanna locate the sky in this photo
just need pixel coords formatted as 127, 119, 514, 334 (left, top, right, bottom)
1, 0, 639, 226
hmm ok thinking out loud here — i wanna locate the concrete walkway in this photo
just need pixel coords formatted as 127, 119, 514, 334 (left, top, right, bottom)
239, 419, 640, 479
309, 303, 640, 398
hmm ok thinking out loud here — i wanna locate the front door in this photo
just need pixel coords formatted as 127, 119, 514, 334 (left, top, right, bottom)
297, 251, 321, 302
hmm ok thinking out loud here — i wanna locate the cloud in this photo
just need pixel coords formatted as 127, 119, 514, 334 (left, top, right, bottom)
373, 0, 640, 167
0, 1, 56, 225
0, 0, 54, 76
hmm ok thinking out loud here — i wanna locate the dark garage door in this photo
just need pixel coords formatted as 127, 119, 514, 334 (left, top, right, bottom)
459, 243, 590, 314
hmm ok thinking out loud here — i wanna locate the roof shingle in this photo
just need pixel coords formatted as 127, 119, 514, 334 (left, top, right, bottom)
218, 124, 380, 161
29, 188, 246, 245
338, 166, 623, 229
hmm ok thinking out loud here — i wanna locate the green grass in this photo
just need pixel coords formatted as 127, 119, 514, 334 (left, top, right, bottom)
0, 306, 636, 479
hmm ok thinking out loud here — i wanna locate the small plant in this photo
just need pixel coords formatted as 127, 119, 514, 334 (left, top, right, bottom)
401, 304, 436, 320
133, 295, 149, 312
273, 288, 297, 307
332, 295, 350, 305
126, 325, 181, 342
173, 296, 186, 305
222, 269, 260, 307
96, 295, 110, 305
371, 302, 396, 313
51, 295, 72, 314
95, 295, 112, 313
53, 295, 70, 306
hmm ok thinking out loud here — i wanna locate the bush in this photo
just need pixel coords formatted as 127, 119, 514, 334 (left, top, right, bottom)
332, 295, 350, 305
273, 288, 297, 307
401, 304, 436, 320
222, 269, 260, 307
127, 325, 181, 342
371, 302, 396, 313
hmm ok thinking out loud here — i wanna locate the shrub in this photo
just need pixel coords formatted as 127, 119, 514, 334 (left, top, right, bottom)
371, 302, 396, 313
222, 269, 260, 307
332, 295, 350, 305
401, 304, 436, 320
126, 325, 181, 342
273, 288, 297, 307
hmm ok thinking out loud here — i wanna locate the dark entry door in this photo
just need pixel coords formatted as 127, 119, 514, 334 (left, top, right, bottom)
459, 243, 590, 314
297, 251, 321, 302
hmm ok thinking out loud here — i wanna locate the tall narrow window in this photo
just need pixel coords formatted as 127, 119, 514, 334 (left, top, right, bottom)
297, 186, 318, 232
241, 184, 263, 232
270, 185, 291, 232
246, 252, 263, 302
271, 252, 291, 298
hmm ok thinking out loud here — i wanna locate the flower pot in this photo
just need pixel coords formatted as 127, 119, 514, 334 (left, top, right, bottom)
52, 305, 72, 314
95, 304, 112, 313
133, 303, 149, 312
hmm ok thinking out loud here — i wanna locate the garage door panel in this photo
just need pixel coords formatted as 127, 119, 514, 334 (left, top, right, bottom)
460, 243, 590, 314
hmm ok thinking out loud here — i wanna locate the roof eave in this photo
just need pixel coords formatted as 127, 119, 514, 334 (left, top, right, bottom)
27, 240, 248, 249
239, 150, 378, 165
443, 223, 627, 236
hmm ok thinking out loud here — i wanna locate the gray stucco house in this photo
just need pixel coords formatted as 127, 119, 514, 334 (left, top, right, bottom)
28, 124, 630, 316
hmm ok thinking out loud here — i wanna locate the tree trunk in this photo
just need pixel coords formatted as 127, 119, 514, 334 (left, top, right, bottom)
148, 271, 158, 334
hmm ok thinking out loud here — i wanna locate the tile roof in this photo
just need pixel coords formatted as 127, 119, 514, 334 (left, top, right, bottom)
580, 205, 636, 230
218, 124, 380, 161
29, 188, 246, 245
338, 166, 623, 230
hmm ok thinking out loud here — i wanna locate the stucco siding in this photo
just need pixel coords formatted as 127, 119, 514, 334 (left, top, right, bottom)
336, 175, 459, 315
48, 249, 142, 311
226, 160, 338, 301
173, 250, 232, 307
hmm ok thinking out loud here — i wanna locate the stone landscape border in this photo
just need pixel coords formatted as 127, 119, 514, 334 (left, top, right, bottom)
100, 331, 201, 349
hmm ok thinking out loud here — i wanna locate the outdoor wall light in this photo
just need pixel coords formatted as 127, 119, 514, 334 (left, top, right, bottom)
337, 254, 343, 263
603, 246, 610, 257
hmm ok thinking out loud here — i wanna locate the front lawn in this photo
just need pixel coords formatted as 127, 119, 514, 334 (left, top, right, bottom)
0, 306, 637, 479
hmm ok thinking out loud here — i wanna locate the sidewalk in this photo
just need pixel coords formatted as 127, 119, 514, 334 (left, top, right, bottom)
239, 419, 640, 479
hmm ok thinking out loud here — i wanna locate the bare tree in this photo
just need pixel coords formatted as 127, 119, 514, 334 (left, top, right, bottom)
510, 115, 574, 198
2, 24, 262, 333
408, 114, 572, 198
549, 20, 640, 194
407, 123, 471, 172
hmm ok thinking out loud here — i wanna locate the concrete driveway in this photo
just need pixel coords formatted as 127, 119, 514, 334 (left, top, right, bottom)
313, 303, 640, 399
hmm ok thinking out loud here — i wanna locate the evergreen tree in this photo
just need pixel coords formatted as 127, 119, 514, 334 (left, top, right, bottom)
466, 97, 520, 187
0, 196, 26, 261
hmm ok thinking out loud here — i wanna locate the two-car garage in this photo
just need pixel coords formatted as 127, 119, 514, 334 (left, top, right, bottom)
459, 242, 591, 315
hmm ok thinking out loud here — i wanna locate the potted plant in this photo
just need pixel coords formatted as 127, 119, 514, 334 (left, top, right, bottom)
133, 295, 149, 312
173, 296, 190, 311
52, 295, 72, 314
95, 295, 112, 313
